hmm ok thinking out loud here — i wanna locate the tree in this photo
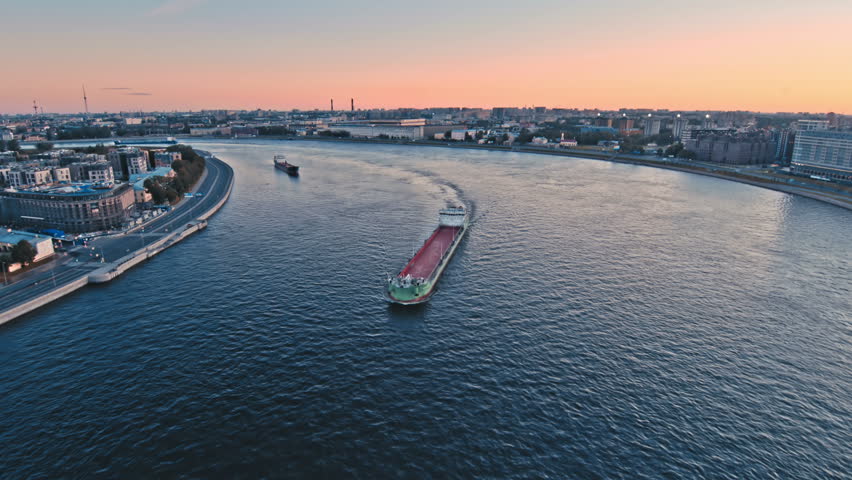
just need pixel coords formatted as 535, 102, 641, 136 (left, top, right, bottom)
144, 178, 168, 204
443, 130, 452, 140
78, 143, 109, 155
516, 128, 534, 144
474, 131, 484, 140
664, 142, 684, 157
11, 240, 37, 265
0, 139, 6, 152
7, 139, 20, 152
35, 142, 53, 153
678, 149, 698, 160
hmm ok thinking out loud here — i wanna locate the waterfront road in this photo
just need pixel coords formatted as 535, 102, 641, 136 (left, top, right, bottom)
0, 155, 234, 319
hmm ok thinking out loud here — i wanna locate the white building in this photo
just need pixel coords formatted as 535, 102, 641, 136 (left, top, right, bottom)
52, 167, 71, 183
0, 129, 13, 141
326, 119, 430, 140
451, 129, 479, 141
791, 130, 852, 182
644, 118, 661, 136
796, 120, 829, 132
0, 230, 55, 264
84, 163, 115, 184
126, 154, 149, 176
24, 168, 53, 186
671, 115, 688, 139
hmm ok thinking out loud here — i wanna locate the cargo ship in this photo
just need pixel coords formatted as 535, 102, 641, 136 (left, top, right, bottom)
386, 206, 468, 305
273, 154, 299, 176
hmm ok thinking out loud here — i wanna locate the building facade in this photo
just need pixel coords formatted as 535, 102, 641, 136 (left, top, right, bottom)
0, 184, 136, 233
154, 151, 181, 167
326, 119, 429, 139
644, 118, 661, 137
685, 134, 774, 165
0, 230, 55, 264
791, 130, 852, 182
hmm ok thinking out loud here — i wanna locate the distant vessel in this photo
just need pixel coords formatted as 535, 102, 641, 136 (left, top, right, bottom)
114, 137, 177, 146
386, 206, 468, 305
274, 154, 299, 176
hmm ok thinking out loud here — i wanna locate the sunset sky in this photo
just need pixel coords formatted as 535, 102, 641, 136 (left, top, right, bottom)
2, 0, 850, 114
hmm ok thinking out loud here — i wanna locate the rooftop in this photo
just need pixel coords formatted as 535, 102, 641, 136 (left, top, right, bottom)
4, 182, 118, 196
0, 229, 52, 246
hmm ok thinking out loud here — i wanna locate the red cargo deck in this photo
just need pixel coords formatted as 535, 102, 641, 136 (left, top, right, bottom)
399, 226, 461, 279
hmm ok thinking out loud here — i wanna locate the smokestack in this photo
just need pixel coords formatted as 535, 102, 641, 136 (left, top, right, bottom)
330, 98, 334, 112
351, 98, 354, 112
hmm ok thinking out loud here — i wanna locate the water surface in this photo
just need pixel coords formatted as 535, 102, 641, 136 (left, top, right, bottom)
2, 140, 850, 478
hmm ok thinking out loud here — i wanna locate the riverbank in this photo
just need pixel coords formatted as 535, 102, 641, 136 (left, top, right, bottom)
0, 156, 234, 326
243, 135, 852, 212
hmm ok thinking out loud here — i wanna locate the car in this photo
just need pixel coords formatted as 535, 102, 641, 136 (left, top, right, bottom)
195, 192, 204, 197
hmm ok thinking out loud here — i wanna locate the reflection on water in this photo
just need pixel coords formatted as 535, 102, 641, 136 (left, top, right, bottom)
1, 139, 849, 479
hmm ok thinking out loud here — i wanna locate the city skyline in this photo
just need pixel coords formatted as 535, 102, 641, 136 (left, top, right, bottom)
1, 0, 852, 114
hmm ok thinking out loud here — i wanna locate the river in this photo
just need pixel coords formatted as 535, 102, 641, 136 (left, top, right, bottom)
1, 139, 849, 478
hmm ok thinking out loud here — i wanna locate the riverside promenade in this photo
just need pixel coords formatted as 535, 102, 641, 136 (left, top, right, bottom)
0, 154, 234, 326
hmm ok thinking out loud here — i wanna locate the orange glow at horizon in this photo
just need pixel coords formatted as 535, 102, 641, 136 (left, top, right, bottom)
1, 1, 850, 114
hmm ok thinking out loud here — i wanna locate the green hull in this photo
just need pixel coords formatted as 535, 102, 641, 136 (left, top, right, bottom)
386, 278, 437, 304
386, 210, 468, 305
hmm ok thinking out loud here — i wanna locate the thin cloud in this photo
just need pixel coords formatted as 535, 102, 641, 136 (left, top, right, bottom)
125, 92, 153, 96
102, 87, 131, 90
148, 0, 206, 16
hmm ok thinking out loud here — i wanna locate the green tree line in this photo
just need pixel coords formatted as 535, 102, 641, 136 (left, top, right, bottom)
143, 145, 206, 204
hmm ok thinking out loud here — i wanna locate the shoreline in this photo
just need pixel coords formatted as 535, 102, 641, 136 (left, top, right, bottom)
225, 135, 852, 213
0, 156, 235, 326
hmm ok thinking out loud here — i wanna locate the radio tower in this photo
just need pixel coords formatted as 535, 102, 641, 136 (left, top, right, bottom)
82, 85, 89, 114
33, 100, 38, 116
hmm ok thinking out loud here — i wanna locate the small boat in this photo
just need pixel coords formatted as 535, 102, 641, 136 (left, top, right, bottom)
274, 154, 299, 176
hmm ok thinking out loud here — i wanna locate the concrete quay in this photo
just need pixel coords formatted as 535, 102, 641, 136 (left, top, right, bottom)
0, 156, 234, 326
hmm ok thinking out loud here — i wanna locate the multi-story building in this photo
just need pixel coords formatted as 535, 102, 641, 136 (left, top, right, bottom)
615, 118, 634, 133
126, 154, 148, 176
644, 118, 661, 137
154, 151, 181, 167
51, 167, 71, 183
685, 133, 773, 165
0, 183, 136, 233
796, 119, 829, 131
672, 115, 688, 140
594, 117, 614, 128
325, 119, 432, 140
107, 148, 148, 179
23, 168, 53, 186
84, 162, 115, 184
774, 129, 794, 163
69, 162, 115, 183
60, 153, 105, 167
791, 130, 852, 182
